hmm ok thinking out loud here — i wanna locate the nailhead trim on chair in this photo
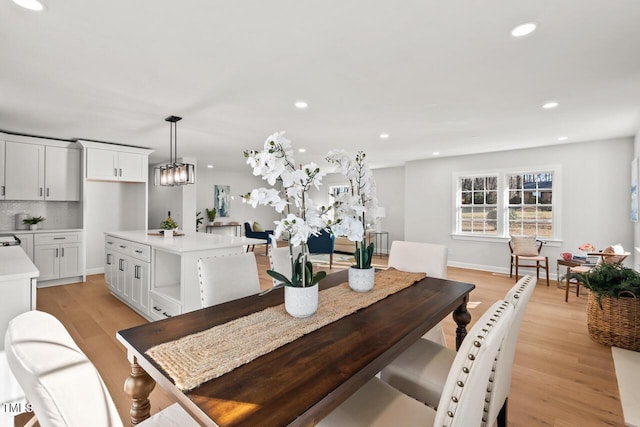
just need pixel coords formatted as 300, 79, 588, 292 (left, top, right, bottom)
441, 300, 511, 425
480, 275, 534, 427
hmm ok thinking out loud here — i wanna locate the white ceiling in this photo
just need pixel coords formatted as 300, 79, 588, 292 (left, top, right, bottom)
1, 1, 639, 170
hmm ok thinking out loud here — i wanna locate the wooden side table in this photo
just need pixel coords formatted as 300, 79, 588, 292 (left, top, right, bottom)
557, 258, 586, 302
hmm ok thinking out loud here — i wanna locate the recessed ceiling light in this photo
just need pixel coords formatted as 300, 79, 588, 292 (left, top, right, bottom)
12, 0, 45, 10
207, 164, 214, 168
432, 151, 440, 156
298, 148, 306, 153
557, 136, 569, 141
511, 22, 537, 37
542, 101, 559, 109
379, 133, 389, 139
295, 101, 308, 109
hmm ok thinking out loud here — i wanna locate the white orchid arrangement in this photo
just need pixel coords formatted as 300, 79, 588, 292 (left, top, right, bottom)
242, 131, 331, 288
326, 150, 378, 269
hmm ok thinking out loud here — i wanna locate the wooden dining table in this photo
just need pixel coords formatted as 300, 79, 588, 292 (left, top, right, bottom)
116, 269, 475, 426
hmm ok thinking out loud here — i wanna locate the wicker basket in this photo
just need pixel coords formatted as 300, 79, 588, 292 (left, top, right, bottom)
587, 292, 640, 351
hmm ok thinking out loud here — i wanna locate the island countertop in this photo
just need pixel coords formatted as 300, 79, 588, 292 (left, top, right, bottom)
0, 246, 39, 282
104, 230, 265, 254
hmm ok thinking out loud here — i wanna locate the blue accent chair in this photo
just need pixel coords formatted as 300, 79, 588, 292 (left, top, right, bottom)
307, 229, 335, 269
244, 222, 274, 255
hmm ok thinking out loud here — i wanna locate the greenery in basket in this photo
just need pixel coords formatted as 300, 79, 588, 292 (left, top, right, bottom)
206, 207, 217, 223
23, 216, 45, 225
160, 215, 178, 230
571, 262, 640, 308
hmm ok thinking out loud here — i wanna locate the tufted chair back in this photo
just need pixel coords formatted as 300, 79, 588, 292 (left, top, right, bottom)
268, 245, 303, 287
482, 274, 537, 426
197, 252, 261, 308
434, 300, 514, 426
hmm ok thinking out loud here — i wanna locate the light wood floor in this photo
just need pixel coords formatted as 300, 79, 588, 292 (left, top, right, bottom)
28, 254, 624, 427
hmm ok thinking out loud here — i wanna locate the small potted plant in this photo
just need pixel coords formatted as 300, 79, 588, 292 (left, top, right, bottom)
160, 214, 179, 239
571, 262, 640, 351
23, 216, 45, 230
206, 208, 217, 225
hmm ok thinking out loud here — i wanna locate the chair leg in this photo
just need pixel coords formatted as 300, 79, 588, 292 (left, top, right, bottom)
329, 253, 333, 269
497, 398, 508, 427
514, 257, 519, 282
509, 256, 513, 278
545, 257, 550, 287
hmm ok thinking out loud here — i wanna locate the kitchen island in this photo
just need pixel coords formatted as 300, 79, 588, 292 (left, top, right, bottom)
104, 231, 264, 321
0, 246, 38, 351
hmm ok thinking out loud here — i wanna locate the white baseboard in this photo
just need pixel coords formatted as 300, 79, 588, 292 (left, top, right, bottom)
448, 261, 560, 281
85, 267, 105, 275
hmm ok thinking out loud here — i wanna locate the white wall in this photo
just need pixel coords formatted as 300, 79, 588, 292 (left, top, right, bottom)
634, 129, 640, 270
195, 166, 280, 234
405, 137, 634, 275
84, 181, 146, 273
372, 167, 405, 251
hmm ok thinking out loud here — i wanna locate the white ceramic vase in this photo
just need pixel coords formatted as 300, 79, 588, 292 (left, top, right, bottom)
163, 229, 174, 240
29, 224, 38, 231
348, 266, 375, 292
284, 283, 319, 318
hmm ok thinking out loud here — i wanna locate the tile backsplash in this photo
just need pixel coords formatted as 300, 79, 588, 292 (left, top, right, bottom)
0, 201, 82, 231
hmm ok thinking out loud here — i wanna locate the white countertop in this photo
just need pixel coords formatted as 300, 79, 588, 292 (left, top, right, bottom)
105, 230, 265, 253
0, 246, 39, 282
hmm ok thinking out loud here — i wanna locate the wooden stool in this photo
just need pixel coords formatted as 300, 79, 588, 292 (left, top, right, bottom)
566, 265, 591, 302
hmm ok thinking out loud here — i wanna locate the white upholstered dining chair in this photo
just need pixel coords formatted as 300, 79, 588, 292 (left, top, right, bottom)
197, 252, 261, 308
4, 310, 198, 427
387, 240, 448, 345
268, 245, 303, 287
380, 274, 537, 427
317, 299, 514, 427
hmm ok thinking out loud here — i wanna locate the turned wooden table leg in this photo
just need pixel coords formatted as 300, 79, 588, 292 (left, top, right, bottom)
124, 357, 156, 425
453, 297, 471, 351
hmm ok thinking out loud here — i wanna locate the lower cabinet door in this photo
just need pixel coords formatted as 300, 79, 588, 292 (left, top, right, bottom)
131, 261, 150, 315
59, 243, 81, 278
34, 244, 60, 281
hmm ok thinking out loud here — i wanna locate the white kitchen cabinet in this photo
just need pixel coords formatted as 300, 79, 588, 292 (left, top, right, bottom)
86, 148, 147, 182
16, 233, 34, 261
33, 232, 82, 283
0, 140, 5, 200
44, 146, 80, 201
3, 141, 80, 201
4, 141, 44, 200
104, 235, 151, 316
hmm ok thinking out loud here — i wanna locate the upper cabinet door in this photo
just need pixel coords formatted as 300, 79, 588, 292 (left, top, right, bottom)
5, 142, 45, 200
45, 146, 80, 201
0, 140, 5, 200
117, 152, 146, 182
86, 148, 118, 180
85, 148, 147, 182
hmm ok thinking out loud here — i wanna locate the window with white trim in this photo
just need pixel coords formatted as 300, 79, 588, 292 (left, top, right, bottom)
455, 169, 557, 239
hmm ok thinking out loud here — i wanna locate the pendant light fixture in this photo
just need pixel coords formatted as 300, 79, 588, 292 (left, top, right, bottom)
154, 115, 195, 186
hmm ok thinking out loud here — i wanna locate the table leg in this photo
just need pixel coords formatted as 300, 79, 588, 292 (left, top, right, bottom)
124, 357, 156, 425
565, 266, 570, 302
453, 298, 471, 351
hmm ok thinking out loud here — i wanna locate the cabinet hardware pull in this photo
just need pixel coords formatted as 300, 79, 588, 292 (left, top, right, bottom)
119, 245, 126, 249
106, 254, 112, 264
114, 168, 118, 177
1, 185, 4, 196
53, 237, 66, 240
135, 249, 143, 253
107, 241, 113, 245
119, 168, 122, 176
61, 248, 65, 257
39, 187, 43, 197
163, 312, 172, 318
46, 188, 50, 197
55, 248, 59, 257
134, 265, 140, 279
153, 306, 161, 311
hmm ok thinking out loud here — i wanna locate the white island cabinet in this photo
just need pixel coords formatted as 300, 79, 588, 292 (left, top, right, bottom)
104, 231, 264, 321
0, 247, 38, 351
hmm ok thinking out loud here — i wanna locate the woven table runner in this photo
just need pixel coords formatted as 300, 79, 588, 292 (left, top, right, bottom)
146, 268, 426, 391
